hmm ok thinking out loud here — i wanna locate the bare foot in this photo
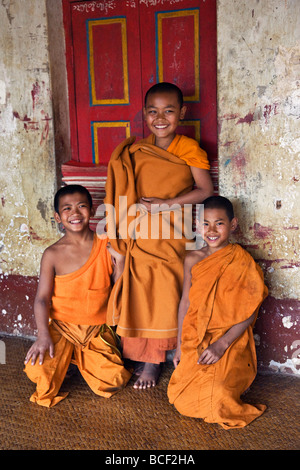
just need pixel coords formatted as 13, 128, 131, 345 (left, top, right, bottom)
133, 361, 145, 376
133, 362, 161, 389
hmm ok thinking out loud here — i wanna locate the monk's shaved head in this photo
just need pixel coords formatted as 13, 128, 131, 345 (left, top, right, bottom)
202, 196, 235, 221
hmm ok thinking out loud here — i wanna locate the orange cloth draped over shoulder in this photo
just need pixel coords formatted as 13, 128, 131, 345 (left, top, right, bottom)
24, 235, 131, 407
167, 243, 268, 429
50, 234, 112, 325
104, 134, 210, 363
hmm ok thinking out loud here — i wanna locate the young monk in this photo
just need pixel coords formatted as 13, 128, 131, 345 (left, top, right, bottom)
167, 196, 268, 429
24, 184, 131, 407
104, 82, 214, 389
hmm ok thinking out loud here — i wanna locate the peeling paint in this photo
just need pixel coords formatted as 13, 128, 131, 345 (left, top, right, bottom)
250, 223, 273, 239
269, 359, 300, 375
31, 81, 41, 110
0, 79, 6, 104
282, 315, 294, 329
236, 111, 255, 125
253, 333, 260, 346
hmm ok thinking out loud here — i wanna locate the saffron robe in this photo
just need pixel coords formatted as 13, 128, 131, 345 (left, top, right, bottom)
50, 234, 112, 325
167, 243, 268, 429
104, 134, 210, 348
24, 235, 131, 407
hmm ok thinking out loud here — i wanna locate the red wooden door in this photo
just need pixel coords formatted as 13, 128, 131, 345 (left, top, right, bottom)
63, 0, 143, 165
63, 0, 217, 186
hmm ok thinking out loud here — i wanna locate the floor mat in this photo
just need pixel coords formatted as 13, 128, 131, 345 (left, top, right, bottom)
0, 335, 299, 450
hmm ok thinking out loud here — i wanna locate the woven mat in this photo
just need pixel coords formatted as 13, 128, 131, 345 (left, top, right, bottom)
0, 335, 299, 450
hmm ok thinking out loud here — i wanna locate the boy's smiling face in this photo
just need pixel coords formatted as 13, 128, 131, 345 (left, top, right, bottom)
54, 192, 94, 232
201, 208, 238, 252
143, 91, 186, 149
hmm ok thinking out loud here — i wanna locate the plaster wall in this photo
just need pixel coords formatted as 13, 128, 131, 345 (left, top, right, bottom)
0, 0, 299, 375
0, 0, 59, 333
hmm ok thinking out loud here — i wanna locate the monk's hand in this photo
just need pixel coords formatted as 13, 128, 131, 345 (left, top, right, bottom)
173, 347, 181, 368
107, 242, 125, 265
139, 197, 169, 213
198, 340, 227, 365
24, 333, 54, 366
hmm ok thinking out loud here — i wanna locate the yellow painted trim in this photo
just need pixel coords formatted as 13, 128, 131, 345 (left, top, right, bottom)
88, 18, 129, 105
180, 120, 201, 142
92, 121, 131, 164
157, 9, 199, 101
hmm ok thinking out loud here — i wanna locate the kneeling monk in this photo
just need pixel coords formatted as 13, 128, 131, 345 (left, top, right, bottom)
168, 196, 268, 429
24, 185, 131, 407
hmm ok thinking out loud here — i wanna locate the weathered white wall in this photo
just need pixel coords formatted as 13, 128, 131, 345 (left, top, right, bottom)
218, 0, 299, 296
0, 0, 58, 279
217, 0, 299, 374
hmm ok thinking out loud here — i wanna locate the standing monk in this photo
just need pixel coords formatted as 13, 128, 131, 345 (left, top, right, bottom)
104, 82, 213, 388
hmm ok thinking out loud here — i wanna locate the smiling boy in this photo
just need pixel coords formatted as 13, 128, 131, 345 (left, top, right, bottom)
139, 82, 213, 211
24, 184, 131, 407
104, 82, 214, 389
168, 196, 268, 429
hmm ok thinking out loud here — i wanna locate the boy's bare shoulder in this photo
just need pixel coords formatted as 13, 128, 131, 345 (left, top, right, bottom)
184, 246, 208, 268
42, 237, 67, 260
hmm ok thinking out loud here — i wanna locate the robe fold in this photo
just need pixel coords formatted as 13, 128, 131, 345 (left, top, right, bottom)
104, 134, 210, 349
50, 234, 112, 325
24, 235, 131, 407
167, 243, 268, 429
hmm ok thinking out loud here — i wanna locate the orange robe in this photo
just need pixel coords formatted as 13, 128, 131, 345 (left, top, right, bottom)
24, 235, 131, 407
168, 244, 268, 429
105, 134, 210, 363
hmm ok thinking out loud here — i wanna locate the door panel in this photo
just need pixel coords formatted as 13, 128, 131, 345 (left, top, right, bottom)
68, 1, 143, 164
88, 18, 129, 105
139, 1, 217, 163
140, 7, 200, 100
